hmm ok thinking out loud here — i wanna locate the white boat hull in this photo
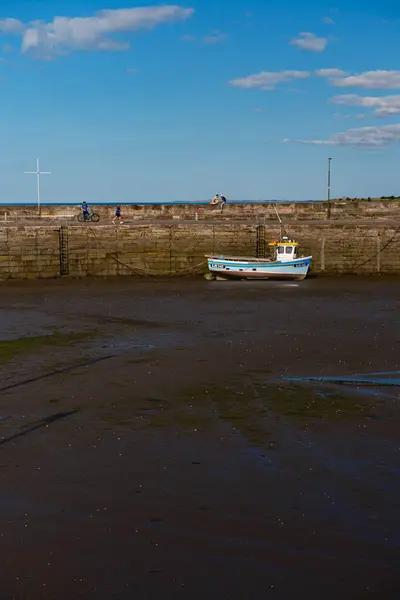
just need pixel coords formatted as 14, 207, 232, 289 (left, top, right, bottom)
206, 255, 312, 281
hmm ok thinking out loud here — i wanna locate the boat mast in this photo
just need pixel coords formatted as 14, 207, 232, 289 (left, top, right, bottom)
273, 204, 283, 240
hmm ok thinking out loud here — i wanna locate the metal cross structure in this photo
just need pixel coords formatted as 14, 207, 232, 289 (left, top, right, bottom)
327, 157, 333, 219
327, 157, 332, 203
24, 157, 51, 215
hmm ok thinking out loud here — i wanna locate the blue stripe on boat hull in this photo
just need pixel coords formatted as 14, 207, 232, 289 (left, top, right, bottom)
208, 258, 311, 269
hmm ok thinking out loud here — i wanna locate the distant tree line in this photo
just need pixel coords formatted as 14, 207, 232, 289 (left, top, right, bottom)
343, 196, 400, 201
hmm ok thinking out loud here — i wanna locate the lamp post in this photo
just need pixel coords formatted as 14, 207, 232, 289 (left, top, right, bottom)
327, 157, 332, 219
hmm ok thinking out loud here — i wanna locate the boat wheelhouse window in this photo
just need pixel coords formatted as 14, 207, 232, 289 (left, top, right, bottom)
278, 246, 285, 254
285, 246, 293, 254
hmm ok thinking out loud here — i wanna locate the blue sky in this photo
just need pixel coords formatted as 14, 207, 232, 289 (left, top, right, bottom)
1, 0, 400, 203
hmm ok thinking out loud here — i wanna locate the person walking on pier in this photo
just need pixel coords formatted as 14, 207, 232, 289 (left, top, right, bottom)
113, 203, 124, 225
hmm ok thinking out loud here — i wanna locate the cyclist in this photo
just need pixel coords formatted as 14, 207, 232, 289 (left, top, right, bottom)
82, 201, 89, 220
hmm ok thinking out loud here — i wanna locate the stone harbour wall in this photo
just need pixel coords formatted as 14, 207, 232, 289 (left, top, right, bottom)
0, 222, 399, 280
0, 227, 61, 280
1, 200, 400, 222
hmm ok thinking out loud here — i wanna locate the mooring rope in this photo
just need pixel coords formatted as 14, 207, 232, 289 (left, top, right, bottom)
351, 224, 400, 271
87, 225, 206, 276
85, 220, 400, 276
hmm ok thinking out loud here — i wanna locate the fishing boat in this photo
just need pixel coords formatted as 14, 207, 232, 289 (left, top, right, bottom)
205, 206, 312, 281
206, 238, 311, 281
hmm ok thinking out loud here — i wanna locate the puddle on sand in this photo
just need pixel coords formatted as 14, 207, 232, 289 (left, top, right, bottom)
285, 374, 400, 387
282, 371, 400, 408
95, 341, 155, 353
355, 370, 400, 376
91, 329, 192, 357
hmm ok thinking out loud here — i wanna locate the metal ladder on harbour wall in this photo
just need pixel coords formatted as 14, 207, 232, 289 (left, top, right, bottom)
256, 222, 266, 258
59, 226, 70, 276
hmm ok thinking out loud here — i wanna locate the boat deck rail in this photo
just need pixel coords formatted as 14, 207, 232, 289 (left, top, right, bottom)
205, 255, 272, 263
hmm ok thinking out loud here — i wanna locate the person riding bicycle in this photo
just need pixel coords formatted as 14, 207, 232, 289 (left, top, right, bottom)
82, 201, 89, 219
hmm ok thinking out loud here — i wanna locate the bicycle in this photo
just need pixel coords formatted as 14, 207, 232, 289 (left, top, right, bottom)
77, 211, 100, 223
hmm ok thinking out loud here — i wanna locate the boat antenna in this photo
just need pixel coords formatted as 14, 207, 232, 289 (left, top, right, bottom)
273, 204, 283, 240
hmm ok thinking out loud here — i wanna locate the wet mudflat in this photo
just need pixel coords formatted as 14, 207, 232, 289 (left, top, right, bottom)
0, 276, 399, 599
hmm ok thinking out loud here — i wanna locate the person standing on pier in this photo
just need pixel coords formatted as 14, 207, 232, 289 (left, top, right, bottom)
210, 194, 227, 211
210, 194, 220, 205
113, 203, 124, 225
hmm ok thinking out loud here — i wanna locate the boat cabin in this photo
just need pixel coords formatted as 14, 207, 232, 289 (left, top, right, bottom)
268, 237, 299, 262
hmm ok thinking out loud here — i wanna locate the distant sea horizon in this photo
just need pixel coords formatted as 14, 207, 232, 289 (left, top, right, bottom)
0, 199, 328, 206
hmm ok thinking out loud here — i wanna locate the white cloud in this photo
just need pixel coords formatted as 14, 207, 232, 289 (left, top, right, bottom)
329, 70, 400, 90
229, 70, 310, 90
202, 31, 228, 45
231, 68, 400, 97
0, 6, 194, 57
323, 17, 335, 25
299, 124, 400, 147
0, 18, 25, 33
331, 94, 400, 117
290, 32, 328, 52
316, 68, 348, 78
